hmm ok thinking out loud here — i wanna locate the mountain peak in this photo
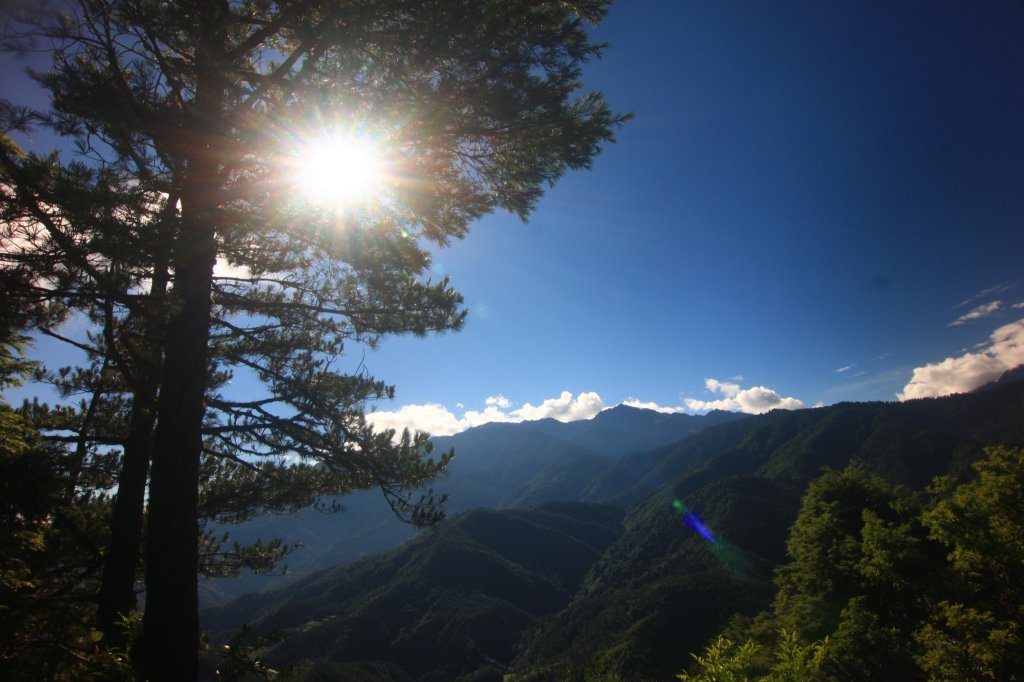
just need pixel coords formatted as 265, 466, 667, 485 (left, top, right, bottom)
972, 364, 1024, 393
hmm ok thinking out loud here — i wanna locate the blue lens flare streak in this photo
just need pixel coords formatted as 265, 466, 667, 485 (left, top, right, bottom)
683, 511, 715, 543
672, 499, 715, 543
671, 498, 764, 581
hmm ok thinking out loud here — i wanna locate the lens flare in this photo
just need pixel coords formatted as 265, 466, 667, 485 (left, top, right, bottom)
672, 499, 715, 543
671, 498, 762, 581
684, 511, 715, 543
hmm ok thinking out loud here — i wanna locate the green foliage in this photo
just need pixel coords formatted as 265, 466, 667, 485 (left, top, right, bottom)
677, 630, 827, 682
677, 635, 760, 682
0, 332, 132, 679
773, 462, 926, 635
767, 463, 938, 678
512, 387, 1024, 681
770, 630, 829, 682
204, 503, 624, 682
914, 445, 1024, 680
914, 603, 1019, 682
211, 625, 282, 682
682, 445, 1024, 682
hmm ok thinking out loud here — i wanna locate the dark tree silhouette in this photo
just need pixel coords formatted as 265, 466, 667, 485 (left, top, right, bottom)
1, 1, 627, 678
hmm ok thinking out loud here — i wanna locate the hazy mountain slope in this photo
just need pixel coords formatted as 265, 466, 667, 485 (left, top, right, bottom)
201, 408, 740, 605
430, 426, 602, 508
200, 488, 419, 606
582, 414, 765, 505
203, 502, 626, 682
200, 427, 599, 605
511, 382, 1024, 680
510, 406, 746, 458
202, 384, 1024, 680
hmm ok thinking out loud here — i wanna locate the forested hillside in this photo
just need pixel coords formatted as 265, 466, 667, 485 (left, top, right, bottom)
204, 380, 1024, 681
201, 407, 745, 605
512, 380, 1024, 680
203, 503, 626, 681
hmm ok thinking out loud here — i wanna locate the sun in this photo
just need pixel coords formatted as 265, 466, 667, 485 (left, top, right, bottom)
291, 132, 387, 209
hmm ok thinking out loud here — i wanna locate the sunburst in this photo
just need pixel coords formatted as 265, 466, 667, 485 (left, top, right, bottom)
291, 131, 387, 210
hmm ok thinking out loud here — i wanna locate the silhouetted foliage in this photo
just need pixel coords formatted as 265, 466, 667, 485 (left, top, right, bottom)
1, 0, 627, 677
0, 328, 134, 679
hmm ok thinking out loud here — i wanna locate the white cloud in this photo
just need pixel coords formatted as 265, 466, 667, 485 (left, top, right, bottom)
621, 399, 685, 414
368, 379, 810, 439
685, 378, 804, 415
949, 300, 1002, 326
367, 403, 467, 436
366, 390, 605, 437
835, 364, 855, 374
515, 391, 605, 422
1013, 302, 1024, 310
461, 404, 518, 429
898, 318, 1024, 400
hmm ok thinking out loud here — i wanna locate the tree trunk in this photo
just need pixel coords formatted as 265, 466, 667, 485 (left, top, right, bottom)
141, 8, 224, 677
96, 191, 175, 652
95, 388, 156, 649
141, 199, 217, 680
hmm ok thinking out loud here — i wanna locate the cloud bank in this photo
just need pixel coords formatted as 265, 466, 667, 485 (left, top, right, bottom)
367, 390, 605, 437
515, 391, 604, 422
684, 378, 804, 415
368, 379, 807, 438
898, 318, 1024, 400
620, 399, 685, 414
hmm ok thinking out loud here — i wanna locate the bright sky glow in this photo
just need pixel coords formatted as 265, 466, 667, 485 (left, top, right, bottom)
360, 1, 1024, 434
3, 1, 1024, 440
292, 132, 386, 209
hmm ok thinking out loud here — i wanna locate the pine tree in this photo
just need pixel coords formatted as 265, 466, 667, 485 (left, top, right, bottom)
2, 1, 627, 678
0, 326, 133, 679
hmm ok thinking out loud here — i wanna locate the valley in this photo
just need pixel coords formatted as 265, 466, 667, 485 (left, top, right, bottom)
202, 378, 1024, 680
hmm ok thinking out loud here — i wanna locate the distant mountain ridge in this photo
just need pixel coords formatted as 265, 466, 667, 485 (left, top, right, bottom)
429, 405, 745, 464
202, 502, 626, 681
445, 405, 745, 459
973, 363, 1024, 393
512, 380, 1024, 680
203, 381, 1024, 681
200, 406, 746, 605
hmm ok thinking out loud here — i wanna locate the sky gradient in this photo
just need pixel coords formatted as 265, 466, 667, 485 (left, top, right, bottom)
5, 1, 1024, 436
364, 0, 1024, 435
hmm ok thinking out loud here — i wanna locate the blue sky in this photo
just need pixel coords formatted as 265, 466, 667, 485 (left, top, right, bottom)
364, 0, 1024, 434
5, 1, 1024, 436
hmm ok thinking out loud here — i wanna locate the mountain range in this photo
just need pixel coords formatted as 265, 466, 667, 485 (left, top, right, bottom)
201, 406, 745, 605
202, 378, 1024, 680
